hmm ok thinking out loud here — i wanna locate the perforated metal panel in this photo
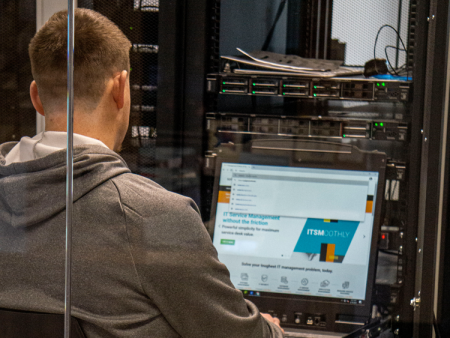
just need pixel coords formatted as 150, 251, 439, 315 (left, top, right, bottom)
79, 0, 158, 177
134, 0, 159, 12
331, 0, 410, 67
0, 0, 36, 144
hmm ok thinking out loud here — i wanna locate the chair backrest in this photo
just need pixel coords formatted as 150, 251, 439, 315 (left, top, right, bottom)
0, 308, 86, 338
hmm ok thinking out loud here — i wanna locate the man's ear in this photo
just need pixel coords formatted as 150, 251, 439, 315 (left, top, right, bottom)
112, 70, 128, 109
30, 81, 45, 116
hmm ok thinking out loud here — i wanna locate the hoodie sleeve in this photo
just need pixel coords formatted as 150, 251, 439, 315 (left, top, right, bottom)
121, 189, 284, 338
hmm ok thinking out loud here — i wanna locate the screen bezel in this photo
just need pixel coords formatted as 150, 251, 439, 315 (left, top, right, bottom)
208, 140, 386, 321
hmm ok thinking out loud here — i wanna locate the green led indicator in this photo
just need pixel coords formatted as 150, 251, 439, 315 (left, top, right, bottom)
380, 122, 384, 127
343, 134, 346, 138
223, 82, 226, 85
377, 83, 380, 86
283, 84, 286, 87
314, 86, 317, 89
253, 83, 256, 86
130, 27, 133, 30
222, 90, 225, 93
375, 123, 378, 126
382, 82, 386, 87
314, 93, 317, 97
283, 93, 286, 95
252, 91, 256, 94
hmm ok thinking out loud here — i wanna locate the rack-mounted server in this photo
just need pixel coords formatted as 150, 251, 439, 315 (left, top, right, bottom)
206, 112, 408, 142
207, 74, 411, 102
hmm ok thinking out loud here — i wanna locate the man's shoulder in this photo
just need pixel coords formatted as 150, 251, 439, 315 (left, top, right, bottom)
110, 173, 207, 247
110, 173, 199, 217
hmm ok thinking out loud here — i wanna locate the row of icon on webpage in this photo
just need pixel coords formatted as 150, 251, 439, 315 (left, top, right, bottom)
240, 273, 351, 289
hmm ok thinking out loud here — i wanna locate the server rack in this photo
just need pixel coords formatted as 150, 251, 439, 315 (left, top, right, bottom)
180, 1, 450, 337
78, 0, 203, 195
78, 0, 161, 183
83, 1, 449, 336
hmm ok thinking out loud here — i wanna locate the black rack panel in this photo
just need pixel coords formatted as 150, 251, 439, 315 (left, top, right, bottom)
0, 0, 36, 144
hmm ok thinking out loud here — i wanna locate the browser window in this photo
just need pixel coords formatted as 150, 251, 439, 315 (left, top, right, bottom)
212, 163, 379, 303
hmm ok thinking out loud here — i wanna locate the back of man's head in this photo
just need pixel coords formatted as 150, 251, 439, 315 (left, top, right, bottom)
29, 9, 131, 113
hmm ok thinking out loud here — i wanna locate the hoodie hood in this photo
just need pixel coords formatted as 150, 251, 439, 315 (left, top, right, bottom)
4, 131, 109, 165
0, 143, 130, 228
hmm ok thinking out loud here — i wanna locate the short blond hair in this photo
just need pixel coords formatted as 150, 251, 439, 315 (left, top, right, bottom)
29, 8, 131, 112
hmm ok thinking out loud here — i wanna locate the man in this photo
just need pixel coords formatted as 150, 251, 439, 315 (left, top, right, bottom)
0, 8, 284, 338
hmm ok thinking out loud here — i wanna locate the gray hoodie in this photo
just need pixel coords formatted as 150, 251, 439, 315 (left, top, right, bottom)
0, 142, 284, 338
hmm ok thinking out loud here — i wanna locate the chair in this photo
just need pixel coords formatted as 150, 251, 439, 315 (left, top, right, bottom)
0, 308, 86, 338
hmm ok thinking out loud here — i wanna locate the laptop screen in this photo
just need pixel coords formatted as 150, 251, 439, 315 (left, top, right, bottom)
212, 162, 379, 305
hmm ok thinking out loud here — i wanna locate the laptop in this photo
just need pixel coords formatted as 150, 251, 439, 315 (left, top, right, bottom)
208, 140, 386, 337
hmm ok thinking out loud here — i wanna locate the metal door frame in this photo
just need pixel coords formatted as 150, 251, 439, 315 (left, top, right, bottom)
35, 0, 76, 133
413, 0, 450, 337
